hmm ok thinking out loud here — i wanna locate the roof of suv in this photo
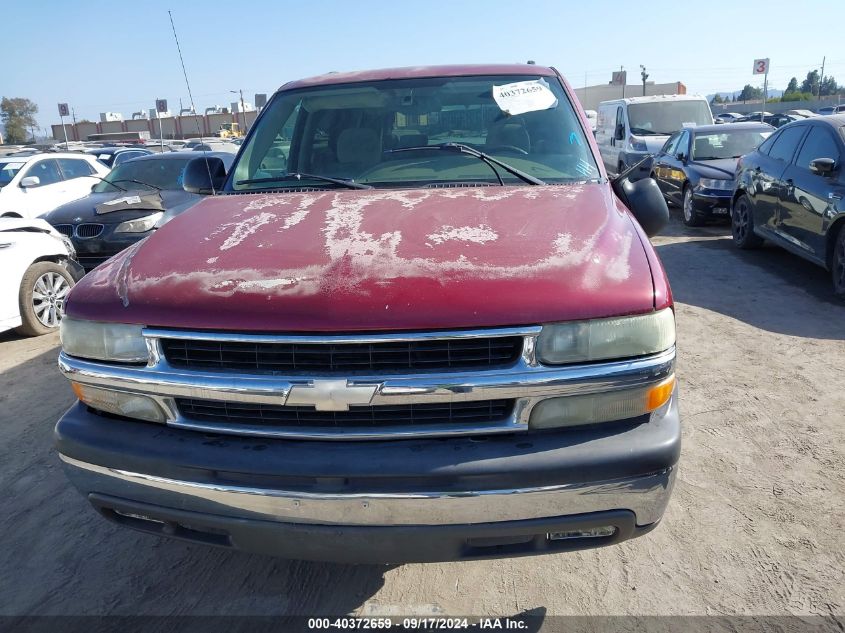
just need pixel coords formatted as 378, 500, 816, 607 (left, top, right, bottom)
281, 64, 557, 91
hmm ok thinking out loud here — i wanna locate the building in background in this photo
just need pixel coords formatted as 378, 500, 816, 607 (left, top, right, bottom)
574, 76, 687, 111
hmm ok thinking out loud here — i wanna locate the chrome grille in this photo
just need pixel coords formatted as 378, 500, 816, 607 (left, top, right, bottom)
53, 224, 74, 237
76, 223, 104, 238
160, 336, 523, 373
175, 398, 514, 429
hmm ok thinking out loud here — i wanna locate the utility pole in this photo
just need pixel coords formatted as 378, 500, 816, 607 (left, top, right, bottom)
621, 66, 625, 99
230, 89, 247, 133
71, 107, 77, 142
640, 65, 649, 96
819, 56, 826, 100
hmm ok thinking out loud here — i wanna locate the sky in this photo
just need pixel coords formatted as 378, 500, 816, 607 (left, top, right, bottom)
3, 0, 845, 134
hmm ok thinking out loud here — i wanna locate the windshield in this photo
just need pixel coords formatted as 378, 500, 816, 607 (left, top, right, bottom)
627, 101, 713, 135
691, 130, 772, 160
93, 158, 192, 193
0, 160, 26, 187
231, 74, 599, 191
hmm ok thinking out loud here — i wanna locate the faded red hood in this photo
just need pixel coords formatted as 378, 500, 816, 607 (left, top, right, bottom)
67, 185, 658, 331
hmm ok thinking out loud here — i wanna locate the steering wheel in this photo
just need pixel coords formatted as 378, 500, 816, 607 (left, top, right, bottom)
484, 145, 529, 155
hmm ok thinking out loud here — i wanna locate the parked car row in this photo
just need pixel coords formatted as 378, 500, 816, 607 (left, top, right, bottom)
0, 148, 236, 337
640, 114, 845, 296
593, 88, 844, 297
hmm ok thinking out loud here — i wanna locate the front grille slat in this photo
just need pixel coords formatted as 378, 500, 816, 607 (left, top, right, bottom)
175, 397, 514, 429
161, 336, 523, 373
53, 224, 73, 237
75, 223, 104, 238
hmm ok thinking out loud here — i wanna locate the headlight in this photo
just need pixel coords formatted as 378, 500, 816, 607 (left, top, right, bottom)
60, 317, 148, 362
698, 178, 734, 191
529, 375, 675, 429
114, 212, 163, 234
71, 383, 166, 423
536, 308, 675, 365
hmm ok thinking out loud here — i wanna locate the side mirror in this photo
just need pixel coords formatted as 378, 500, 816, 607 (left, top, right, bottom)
810, 157, 836, 176
612, 162, 670, 238
20, 176, 40, 188
183, 156, 227, 194
676, 152, 686, 162
614, 124, 625, 141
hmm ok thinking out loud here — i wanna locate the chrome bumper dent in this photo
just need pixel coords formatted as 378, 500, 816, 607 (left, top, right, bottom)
59, 454, 676, 527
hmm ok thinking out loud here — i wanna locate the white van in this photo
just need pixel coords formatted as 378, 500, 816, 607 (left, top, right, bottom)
596, 95, 713, 175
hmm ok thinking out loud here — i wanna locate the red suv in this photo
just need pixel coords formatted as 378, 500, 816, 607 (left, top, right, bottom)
55, 65, 677, 563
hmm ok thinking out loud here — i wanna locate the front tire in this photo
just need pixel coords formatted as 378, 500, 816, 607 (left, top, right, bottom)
14, 261, 75, 336
682, 185, 705, 227
832, 227, 845, 299
731, 193, 764, 249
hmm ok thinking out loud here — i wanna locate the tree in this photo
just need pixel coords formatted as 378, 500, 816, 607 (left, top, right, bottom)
800, 70, 820, 95
820, 75, 839, 96
710, 94, 724, 105
786, 77, 799, 93
738, 84, 763, 102
1, 97, 39, 144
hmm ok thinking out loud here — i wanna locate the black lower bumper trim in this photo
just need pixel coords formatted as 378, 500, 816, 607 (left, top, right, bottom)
89, 492, 652, 564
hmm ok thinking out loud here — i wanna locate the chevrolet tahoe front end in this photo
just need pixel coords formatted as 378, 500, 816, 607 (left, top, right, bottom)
54, 64, 678, 564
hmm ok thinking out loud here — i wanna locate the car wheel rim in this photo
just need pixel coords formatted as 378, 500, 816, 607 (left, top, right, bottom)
734, 201, 748, 241
836, 238, 845, 290
32, 271, 70, 328
683, 190, 693, 221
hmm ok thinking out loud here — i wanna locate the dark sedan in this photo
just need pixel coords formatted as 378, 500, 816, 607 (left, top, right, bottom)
732, 115, 845, 297
649, 123, 773, 226
85, 146, 153, 168
45, 151, 234, 271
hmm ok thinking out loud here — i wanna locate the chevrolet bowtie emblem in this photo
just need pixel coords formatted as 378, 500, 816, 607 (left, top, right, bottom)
286, 379, 379, 411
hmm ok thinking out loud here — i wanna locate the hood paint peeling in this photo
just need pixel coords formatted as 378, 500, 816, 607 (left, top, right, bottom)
68, 185, 657, 332
427, 224, 498, 246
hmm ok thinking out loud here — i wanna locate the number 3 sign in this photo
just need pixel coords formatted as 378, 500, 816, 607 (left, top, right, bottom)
753, 58, 769, 75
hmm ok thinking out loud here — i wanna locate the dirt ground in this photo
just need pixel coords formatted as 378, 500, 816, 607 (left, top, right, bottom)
0, 212, 843, 619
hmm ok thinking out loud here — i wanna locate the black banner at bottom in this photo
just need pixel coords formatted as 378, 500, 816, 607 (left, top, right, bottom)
0, 615, 842, 633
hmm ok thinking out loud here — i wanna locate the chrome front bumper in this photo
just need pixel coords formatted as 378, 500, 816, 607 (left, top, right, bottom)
59, 454, 676, 527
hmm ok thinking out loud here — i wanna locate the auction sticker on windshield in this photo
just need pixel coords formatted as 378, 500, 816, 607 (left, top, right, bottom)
492, 79, 558, 115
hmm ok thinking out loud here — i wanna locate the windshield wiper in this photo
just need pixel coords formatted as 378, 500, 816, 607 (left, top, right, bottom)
236, 173, 372, 190
629, 127, 660, 136
109, 178, 162, 191
88, 176, 126, 192
385, 143, 546, 186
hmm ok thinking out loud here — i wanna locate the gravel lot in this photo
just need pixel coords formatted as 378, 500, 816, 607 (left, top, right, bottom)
0, 212, 843, 620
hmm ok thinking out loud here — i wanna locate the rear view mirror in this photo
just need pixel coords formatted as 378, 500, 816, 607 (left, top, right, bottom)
183, 157, 227, 194
20, 176, 40, 188
612, 161, 669, 238
810, 158, 836, 176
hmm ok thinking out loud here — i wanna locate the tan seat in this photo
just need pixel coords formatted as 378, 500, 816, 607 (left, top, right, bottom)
333, 128, 382, 176
486, 120, 531, 153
